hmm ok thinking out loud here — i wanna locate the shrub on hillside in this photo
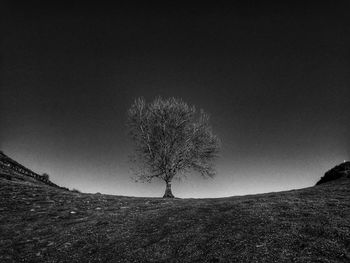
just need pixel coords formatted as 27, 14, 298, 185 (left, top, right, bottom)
41, 173, 50, 182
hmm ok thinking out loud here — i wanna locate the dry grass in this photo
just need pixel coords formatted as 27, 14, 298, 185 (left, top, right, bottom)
0, 173, 349, 262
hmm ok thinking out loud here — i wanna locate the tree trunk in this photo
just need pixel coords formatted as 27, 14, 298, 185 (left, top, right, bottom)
163, 181, 174, 198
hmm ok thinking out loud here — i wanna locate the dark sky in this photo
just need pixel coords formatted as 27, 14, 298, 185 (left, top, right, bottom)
1, 2, 349, 197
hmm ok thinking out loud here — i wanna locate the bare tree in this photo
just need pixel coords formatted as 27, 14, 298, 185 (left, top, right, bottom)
126, 97, 220, 198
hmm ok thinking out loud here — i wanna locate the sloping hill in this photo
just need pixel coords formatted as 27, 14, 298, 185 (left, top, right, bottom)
0, 151, 68, 190
0, 158, 349, 262
316, 161, 350, 185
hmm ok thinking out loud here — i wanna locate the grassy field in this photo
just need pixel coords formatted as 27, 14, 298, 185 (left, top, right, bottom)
0, 171, 349, 262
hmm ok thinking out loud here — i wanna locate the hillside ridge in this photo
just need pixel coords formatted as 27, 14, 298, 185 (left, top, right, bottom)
316, 161, 350, 185
0, 151, 68, 190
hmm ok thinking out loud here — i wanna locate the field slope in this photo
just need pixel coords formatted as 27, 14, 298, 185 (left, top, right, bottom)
0, 166, 349, 262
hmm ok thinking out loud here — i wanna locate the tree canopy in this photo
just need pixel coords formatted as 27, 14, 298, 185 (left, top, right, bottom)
126, 97, 220, 198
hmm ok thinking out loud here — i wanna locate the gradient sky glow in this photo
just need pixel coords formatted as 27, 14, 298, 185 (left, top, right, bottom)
1, 2, 349, 197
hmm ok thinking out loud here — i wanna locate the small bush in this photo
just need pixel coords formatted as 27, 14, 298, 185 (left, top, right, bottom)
41, 173, 50, 181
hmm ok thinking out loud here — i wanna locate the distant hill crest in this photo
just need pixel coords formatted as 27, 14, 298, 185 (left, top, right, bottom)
0, 151, 67, 190
316, 161, 350, 185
